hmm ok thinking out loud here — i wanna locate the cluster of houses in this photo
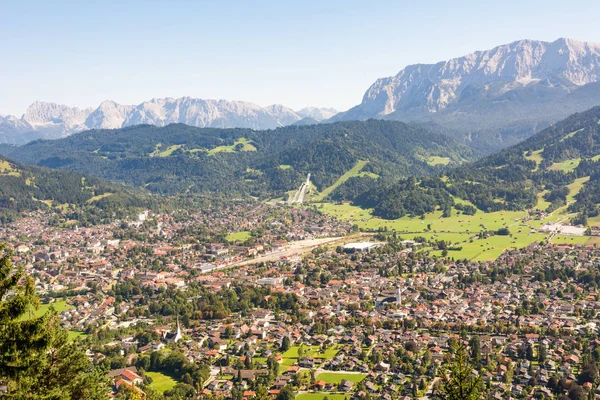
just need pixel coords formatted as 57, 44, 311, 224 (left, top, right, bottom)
4, 203, 600, 399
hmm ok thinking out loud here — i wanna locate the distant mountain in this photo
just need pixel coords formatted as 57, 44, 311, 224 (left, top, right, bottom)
296, 106, 338, 121
332, 38, 600, 152
0, 98, 337, 145
292, 117, 320, 126
0, 153, 150, 223
5, 120, 472, 198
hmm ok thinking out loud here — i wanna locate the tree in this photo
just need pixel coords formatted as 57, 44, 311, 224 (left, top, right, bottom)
439, 345, 484, 400
469, 336, 481, 363
253, 386, 270, 400
538, 343, 547, 363
568, 385, 587, 400
276, 385, 295, 400
281, 336, 291, 351
578, 362, 599, 385
0, 243, 109, 399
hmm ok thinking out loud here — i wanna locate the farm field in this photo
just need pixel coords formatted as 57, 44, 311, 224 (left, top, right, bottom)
146, 371, 178, 393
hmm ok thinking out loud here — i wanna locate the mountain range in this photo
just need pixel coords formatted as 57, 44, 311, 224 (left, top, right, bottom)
4, 38, 600, 154
333, 38, 600, 152
2, 120, 472, 197
0, 98, 337, 145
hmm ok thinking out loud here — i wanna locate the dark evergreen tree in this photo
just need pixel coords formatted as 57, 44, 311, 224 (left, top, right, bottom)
0, 243, 109, 399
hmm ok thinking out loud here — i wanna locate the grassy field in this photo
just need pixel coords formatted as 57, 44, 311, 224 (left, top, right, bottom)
312, 160, 375, 201
208, 138, 257, 155
86, 192, 114, 204
319, 195, 599, 261
150, 143, 184, 157
226, 231, 252, 242
20, 299, 73, 320
296, 394, 349, 400
0, 159, 20, 176
524, 149, 544, 171
548, 158, 581, 173
279, 164, 292, 170
68, 331, 87, 341
281, 345, 340, 367
427, 156, 451, 166
560, 128, 583, 142
315, 372, 367, 384
146, 371, 178, 393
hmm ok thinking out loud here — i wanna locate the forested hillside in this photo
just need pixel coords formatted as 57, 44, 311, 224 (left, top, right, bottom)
4, 120, 472, 197
0, 154, 152, 224
339, 106, 600, 220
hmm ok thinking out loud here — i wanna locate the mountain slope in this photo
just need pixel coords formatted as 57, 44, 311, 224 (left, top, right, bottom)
346, 106, 600, 219
0, 154, 151, 223
333, 38, 600, 152
5, 120, 472, 198
0, 99, 337, 145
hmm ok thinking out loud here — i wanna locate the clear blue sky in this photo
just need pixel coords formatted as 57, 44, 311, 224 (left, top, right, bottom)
2, 0, 600, 115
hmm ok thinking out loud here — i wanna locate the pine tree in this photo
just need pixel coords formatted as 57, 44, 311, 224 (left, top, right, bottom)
0, 244, 109, 399
439, 344, 484, 400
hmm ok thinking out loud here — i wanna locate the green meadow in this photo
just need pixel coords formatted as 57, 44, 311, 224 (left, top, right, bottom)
313, 160, 376, 201
146, 371, 178, 393
226, 231, 252, 242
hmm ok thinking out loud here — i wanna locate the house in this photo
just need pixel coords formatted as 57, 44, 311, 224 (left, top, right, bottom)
107, 367, 143, 385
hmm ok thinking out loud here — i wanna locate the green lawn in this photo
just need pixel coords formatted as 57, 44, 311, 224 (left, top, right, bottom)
20, 299, 72, 320
282, 345, 316, 359
226, 231, 252, 242
146, 371, 178, 393
315, 372, 367, 384
68, 331, 87, 341
313, 345, 340, 360
296, 394, 349, 400
279, 164, 293, 170
281, 345, 336, 366
313, 160, 375, 201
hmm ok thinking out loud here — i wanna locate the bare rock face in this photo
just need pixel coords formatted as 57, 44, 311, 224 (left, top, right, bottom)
0, 98, 337, 144
335, 38, 600, 120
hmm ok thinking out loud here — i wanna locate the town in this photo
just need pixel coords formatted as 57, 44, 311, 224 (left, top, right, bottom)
3, 199, 600, 400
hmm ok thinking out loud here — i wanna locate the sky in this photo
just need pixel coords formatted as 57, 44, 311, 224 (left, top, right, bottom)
2, 0, 600, 116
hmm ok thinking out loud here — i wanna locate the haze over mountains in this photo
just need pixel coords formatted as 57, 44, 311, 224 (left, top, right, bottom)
333, 38, 600, 151
4, 38, 600, 153
0, 98, 338, 145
